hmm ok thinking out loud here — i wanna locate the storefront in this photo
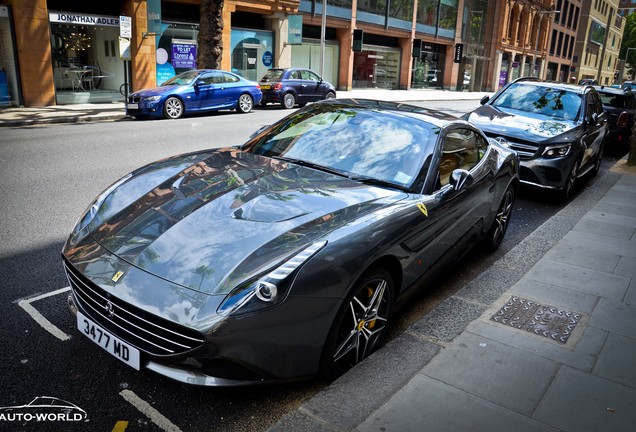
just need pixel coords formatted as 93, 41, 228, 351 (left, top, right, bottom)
49, 11, 126, 104
290, 39, 339, 87
411, 43, 444, 89
0, 5, 20, 107
230, 28, 274, 82
353, 45, 401, 89
156, 22, 200, 85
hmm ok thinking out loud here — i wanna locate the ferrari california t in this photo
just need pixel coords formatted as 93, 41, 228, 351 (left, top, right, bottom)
125, 69, 262, 119
63, 99, 519, 386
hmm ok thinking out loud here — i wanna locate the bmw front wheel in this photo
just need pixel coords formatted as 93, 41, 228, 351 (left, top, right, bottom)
163, 97, 184, 119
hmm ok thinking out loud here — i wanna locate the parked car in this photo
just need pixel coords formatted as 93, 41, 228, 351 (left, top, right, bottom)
621, 81, 635, 91
259, 68, 336, 108
464, 77, 608, 201
594, 86, 636, 148
63, 99, 518, 386
125, 69, 262, 119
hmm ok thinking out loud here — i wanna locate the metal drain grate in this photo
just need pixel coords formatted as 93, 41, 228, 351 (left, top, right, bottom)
491, 296, 582, 343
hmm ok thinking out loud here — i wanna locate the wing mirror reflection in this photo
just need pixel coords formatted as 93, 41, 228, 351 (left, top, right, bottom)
449, 169, 473, 191
480, 95, 490, 105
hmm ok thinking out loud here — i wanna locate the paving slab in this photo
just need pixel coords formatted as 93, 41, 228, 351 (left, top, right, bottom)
466, 320, 606, 371
357, 374, 557, 432
562, 230, 636, 259
533, 366, 636, 432
542, 239, 621, 274
625, 278, 636, 306
590, 200, 636, 218
572, 217, 635, 240
598, 189, 636, 208
588, 298, 636, 339
592, 333, 636, 388
582, 209, 636, 229
508, 278, 600, 314
524, 259, 630, 300
614, 256, 636, 278
421, 332, 559, 415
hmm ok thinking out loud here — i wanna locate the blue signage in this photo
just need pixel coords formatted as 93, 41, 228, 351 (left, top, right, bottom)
147, 0, 162, 34
262, 51, 273, 67
172, 42, 197, 69
288, 14, 303, 45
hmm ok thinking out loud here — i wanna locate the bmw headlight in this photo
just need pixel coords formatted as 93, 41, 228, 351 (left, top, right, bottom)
70, 173, 133, 240
542, 144, 571, 158
143, 95, 161, 102
217, 241, 327, 316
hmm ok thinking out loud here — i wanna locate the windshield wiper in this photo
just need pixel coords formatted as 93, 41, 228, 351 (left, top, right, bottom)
272, 156, 351, 178
347, 175, 409, 192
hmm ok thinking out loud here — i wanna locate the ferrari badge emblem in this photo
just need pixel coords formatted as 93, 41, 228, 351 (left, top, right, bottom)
417, 203, 428, 217
112, 271, 124, 283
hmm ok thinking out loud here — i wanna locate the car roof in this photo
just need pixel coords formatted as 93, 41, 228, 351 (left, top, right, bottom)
593, 85, 633, 95
510, 77, 590, 93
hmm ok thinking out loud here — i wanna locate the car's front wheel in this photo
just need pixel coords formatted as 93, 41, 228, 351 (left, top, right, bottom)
591, 141, 605, 177
483, 185, 515, 252
560, 158, 581, 202
325, 91, 336, 100
282, 93, 296, 109
163, 97, 184, 119
236, 93, 254, 113
320, 268, 394, 380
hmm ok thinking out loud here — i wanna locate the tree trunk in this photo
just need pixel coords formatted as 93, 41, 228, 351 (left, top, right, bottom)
198, 0, 224, 69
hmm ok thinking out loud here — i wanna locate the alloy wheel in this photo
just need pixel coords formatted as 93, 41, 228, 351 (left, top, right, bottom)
491, 188, 514, 248
237, 94, 253, 113
283, 93, 296, 109
164, 97, 183, 119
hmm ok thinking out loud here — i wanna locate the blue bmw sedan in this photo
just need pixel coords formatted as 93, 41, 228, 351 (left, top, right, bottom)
126, 69, 262, 119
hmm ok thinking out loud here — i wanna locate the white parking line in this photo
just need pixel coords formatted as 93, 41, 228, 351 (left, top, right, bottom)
18, 287, 71, 341
120, 390, 182, 432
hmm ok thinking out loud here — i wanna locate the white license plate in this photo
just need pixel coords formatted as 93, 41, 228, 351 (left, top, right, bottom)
127, 103, 139, 109
77, 311, 140, 370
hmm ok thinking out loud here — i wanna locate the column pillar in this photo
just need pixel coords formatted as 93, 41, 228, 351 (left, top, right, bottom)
122, 0, 155, 92
266, 13, 291, 68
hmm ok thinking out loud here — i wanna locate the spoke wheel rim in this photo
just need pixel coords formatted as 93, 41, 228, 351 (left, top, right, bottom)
564, 160, 579, 197
165, 98, 182, 118
492, 189, 513, 245
333, 278, 390, 369
239, 94, 252, 112
284, 94, 295, 108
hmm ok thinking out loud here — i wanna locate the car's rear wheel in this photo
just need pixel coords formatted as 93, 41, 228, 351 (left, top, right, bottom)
325, 91, 336, 100
320, 268, 394, 380
163, 97, 184, 119
237, 93, 254, 113
483, 185, 515, 252
560, 158, 581, 202
282, 93, 296, 109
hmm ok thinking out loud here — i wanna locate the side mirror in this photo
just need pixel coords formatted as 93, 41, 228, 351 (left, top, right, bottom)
480, 95, 490, 105
449, 169, 473, 191
248, 124, 270, 139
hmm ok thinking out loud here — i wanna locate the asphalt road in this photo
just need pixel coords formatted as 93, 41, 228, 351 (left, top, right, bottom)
0, 101, 622, 431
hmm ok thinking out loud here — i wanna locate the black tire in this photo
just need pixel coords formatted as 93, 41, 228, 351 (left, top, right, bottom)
282, 92, 296, 109
483, 185, 515, 252
320, 268, 394, 380
325, 91, 336, 100
236, 93, 254, 113
163, 97, 184, 119
560, 158, 580, 202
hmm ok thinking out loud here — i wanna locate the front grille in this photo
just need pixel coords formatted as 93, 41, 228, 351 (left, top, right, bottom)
128, 96, 141, 103
64, 259, 205, 356
486, 133, 539, 159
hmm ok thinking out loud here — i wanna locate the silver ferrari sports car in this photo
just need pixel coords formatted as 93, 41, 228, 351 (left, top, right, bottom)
63, 99, 519, 386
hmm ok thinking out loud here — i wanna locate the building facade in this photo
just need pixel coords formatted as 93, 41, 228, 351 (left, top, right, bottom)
572, 0, 624, 85
0, 0, 628, 107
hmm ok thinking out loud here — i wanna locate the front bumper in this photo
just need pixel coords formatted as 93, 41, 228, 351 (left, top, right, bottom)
125, 100, 163, 118
518, 154, 577, 190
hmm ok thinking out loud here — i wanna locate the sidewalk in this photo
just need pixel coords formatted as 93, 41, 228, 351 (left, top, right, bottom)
0, 88, 491, 127
269, 162, 636, 432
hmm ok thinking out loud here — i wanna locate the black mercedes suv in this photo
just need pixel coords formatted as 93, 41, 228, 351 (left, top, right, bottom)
464, 78, 608, 201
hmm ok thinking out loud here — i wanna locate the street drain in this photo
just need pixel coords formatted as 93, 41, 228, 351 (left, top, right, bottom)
491, 296, 582, 343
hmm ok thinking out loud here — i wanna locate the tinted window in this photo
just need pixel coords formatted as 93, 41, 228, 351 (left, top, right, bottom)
438, 129, 484, 188
261, 69, 284, 81
243, 105, 440, 189
493, 83, 581, 120
598, 92, 633, 109
301, 70, 320, 81
162, 71, 200, 86
222, 72, 240, 83
290, 70, 302, 80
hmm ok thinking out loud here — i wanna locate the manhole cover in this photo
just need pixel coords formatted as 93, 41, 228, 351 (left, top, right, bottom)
491, 296, 582, 343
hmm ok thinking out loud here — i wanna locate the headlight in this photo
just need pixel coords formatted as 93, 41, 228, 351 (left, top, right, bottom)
70, 173, 133, 239
542, 144, 571, 158
143, 96, 161, 102
217, 241, 327, 316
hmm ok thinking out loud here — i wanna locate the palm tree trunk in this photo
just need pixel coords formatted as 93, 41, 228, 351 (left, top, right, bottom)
198, 0, 224, 69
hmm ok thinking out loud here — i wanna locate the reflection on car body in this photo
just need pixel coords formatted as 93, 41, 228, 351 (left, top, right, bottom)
464, 77, 608, 201
63, 99, 518, 386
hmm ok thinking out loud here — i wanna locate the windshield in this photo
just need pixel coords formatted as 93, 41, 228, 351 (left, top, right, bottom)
242, 103, 439, 189
261, 69, 284, 82
493, 83, 582, 121
161, 71, 200, 86
599, 92, 633, 109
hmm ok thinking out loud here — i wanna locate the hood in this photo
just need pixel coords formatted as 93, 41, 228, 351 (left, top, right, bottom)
130, 85, 183, 97
466, 104, 580, 142
71, 149, 406, 295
